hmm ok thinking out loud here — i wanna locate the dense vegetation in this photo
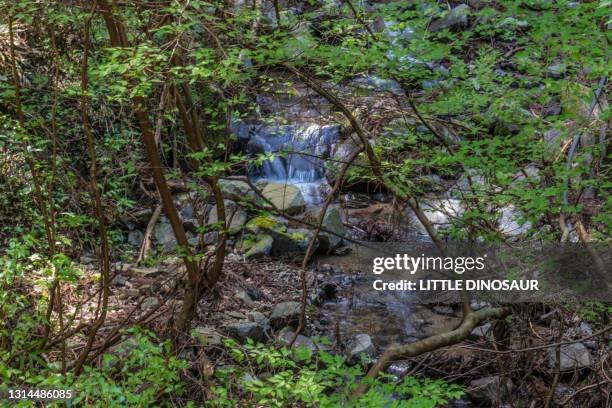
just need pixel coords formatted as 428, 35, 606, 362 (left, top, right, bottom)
0, 0, 610, 406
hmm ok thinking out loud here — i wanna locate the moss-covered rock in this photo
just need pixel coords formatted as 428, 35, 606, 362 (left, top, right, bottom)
244, 234, 274, 259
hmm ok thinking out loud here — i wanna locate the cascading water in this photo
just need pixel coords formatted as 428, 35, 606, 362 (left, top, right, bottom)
233, 122, 340, 205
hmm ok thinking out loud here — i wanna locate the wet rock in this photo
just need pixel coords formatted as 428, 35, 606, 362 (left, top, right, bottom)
226, 322, 265, 343
549, 343, 593, 371
244, 234, 274, 259
219, 179, 253, 202
469, 376, 513, 405
347, 333, 375, 362
429, 4, 471, 32
155, 219, 177, 251
127, 230, 144, 246
270, 301, 301, 329
207, 199, 247, 234
261, 183, 306, 215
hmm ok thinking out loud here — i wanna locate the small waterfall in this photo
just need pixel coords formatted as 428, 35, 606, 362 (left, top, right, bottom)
233, 122, 341, 205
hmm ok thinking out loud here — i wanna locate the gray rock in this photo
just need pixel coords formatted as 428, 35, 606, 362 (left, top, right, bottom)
270, 301, 301, 329
79, 255, 96, 264
470, 322, 492, 340
131, 267, 160, 277
433, 306, 456, 316
219, 179, 253, 202
141, 297, 159, 310
277, 327, 317, 351
127, 230, 144, 246
469, 376, 513, 404
207, 200, 247, 234
547, 64, 567, 79
266, 228, 317, 257
498, 205, 531, 237
549, 343, 593, 371
112, 275, 128, 287
247, 311, 269, 326
316, 205, 346, 252
244, 234, 274, 259
429, 4, 471, 32
499, 17, 530, 29
226, 322, 265, 343
347, 333, 375, 362
203, 231, 219, 245
235, 288, 255, 307
261, 183, 306, 215
155, 220, 177, 251
191, 326, 223, 346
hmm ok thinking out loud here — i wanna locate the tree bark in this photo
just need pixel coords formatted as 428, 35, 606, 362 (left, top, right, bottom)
99, 0, 201, 336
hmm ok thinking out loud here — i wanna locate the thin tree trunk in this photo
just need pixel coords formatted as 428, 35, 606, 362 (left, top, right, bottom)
73, 3, 111, 375
99, 0, 201, 337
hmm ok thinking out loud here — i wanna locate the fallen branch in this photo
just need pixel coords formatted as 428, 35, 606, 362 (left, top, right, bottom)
356, 306, 511, 395
137, 204, 163, 263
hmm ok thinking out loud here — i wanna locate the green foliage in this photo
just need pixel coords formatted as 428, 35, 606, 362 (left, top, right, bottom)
208, 339, 464, 407
577, 302, 612, 324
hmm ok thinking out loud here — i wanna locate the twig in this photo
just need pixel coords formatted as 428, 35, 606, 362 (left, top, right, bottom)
137, 204, 163, 262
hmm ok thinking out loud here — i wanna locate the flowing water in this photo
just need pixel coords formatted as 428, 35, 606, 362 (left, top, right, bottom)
233, 121, 341, 205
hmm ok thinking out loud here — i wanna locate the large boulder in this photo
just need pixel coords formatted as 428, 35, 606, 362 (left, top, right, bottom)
244, 234, 274, 259
207, 200, 248, 234
261, 183, 307, 215
268, 228, 318, 256
245, 216, 317, 256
